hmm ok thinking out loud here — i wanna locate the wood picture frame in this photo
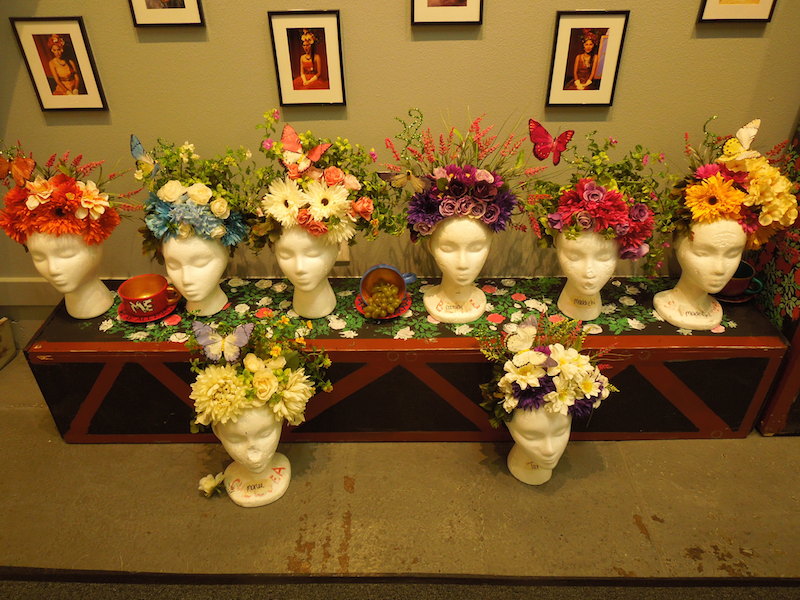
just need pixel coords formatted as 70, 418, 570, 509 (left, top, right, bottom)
268, 10, 346, 106
546, 10, 629, 107
411, 0, 483, 25
128, 0, 205, 27
698, 0, 777, 22
10, 16, 107, 111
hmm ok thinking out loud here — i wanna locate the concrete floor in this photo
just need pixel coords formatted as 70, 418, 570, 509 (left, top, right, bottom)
1, 349, 799, 580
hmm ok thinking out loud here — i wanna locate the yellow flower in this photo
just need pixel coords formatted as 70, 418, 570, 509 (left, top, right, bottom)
191, 364, 254, 426
270, 344, 283, 357
198, 472, 224, 497
684, 174, 745, 223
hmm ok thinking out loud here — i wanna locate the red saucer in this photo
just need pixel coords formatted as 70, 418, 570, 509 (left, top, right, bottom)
117, 301, 179, 323
354, 292, 412, 320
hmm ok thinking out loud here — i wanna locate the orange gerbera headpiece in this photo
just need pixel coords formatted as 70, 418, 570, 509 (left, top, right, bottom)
0, 171, 120, 246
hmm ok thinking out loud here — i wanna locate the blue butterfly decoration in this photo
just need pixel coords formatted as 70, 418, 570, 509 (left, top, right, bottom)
130, 134, 159, 180
192, 321, 254, 363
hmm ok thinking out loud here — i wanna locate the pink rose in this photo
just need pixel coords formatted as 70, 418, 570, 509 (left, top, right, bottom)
286, 164, 301, 180
343, 174, 362, 191
486, 313, 506, 324
305, 166, 324, 181
255, 307, 274, 319
324, 166, 345, 187
351, 196, 374, 220
511, 293, 527, 301
481, 284, 497, 294
298, 208, 328, 236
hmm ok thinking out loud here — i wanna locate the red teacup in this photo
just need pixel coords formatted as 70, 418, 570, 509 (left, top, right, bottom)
719, 261, 763, 298
118, 274, 180, 320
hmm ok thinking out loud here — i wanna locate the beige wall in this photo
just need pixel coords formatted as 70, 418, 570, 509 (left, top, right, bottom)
2, 0, 799, 306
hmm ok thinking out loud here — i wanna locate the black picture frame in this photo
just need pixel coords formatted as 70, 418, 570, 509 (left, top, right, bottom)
411, 0, 483, 25
128, 0, 205, 27
545, 10, 629, 107
698, 0, 777, 23
10, 16, 107, 111
268, 10, 346, 106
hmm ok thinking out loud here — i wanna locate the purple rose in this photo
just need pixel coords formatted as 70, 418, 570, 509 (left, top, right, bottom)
483, 203, 501, 224
548, 212, 563, 231
469, 199, 487, 219
415, 221, 436, 236
456, 196, 475, 216
448, 179, 468, 198
629, 203, 650, 222
614, 222, 630, 236
439, 197, 458, 217
620, 243, 649, 260
472, 180, 497, 200
574, 211, 595, 230
582, 180, 606, 203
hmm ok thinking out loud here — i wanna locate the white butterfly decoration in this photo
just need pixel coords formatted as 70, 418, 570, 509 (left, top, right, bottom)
722, 118, 762, 161
192, 321, 254, 363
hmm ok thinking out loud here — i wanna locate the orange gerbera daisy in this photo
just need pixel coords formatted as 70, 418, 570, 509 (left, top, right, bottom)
684, 173, 746, 223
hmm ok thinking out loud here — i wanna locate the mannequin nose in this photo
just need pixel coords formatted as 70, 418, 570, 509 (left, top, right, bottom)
294, 257, 308, 275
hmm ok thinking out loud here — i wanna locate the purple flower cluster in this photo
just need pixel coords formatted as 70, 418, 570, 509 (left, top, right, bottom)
406, 164, 517, 241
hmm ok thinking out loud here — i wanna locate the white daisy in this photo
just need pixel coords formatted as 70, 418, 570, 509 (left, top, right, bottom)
324, 218, 356, 245
305, 180, 350, 221
255, 279, 272, 289
99, 319, 114, 332
341, 330, 358, 339
262, 177, 304, 227
234, 304, 250, 315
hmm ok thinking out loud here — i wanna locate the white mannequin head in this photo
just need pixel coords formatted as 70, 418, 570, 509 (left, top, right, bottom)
508, 407, 572, 469
429, 217, 492, 289
274, 226, 339, 292
26, 232, 113, 319
212, 406, 282, 476
555, 231, 617, 321
675, 219, 747, 295
555, 231, 617, 296
162, 235, 229, 316
273, 226, 338, 319
27, 232, 103, 294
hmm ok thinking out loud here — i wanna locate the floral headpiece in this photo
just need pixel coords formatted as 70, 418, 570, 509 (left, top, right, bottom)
545, 177, 655, 259
132, 136, 253, 259
480, 315, 616, 428
385, 109, 542, 242
528, 131, 673, 272
0, 146, 126, 246
300, 29, 316, 45
189, 318, 331, 427
676, 118, 798, 249
249, 110, 401, 249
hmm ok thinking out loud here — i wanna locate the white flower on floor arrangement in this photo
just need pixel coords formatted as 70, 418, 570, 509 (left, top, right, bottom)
480, 315, 617, 486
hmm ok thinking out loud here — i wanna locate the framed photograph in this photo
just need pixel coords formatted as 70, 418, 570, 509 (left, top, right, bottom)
128, 0, 204, 27
546, 11, 629, 107
411, 0, 483, 25
268, 10, 345, 106
698, 0, 777, 22
10, 17, 107, 111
